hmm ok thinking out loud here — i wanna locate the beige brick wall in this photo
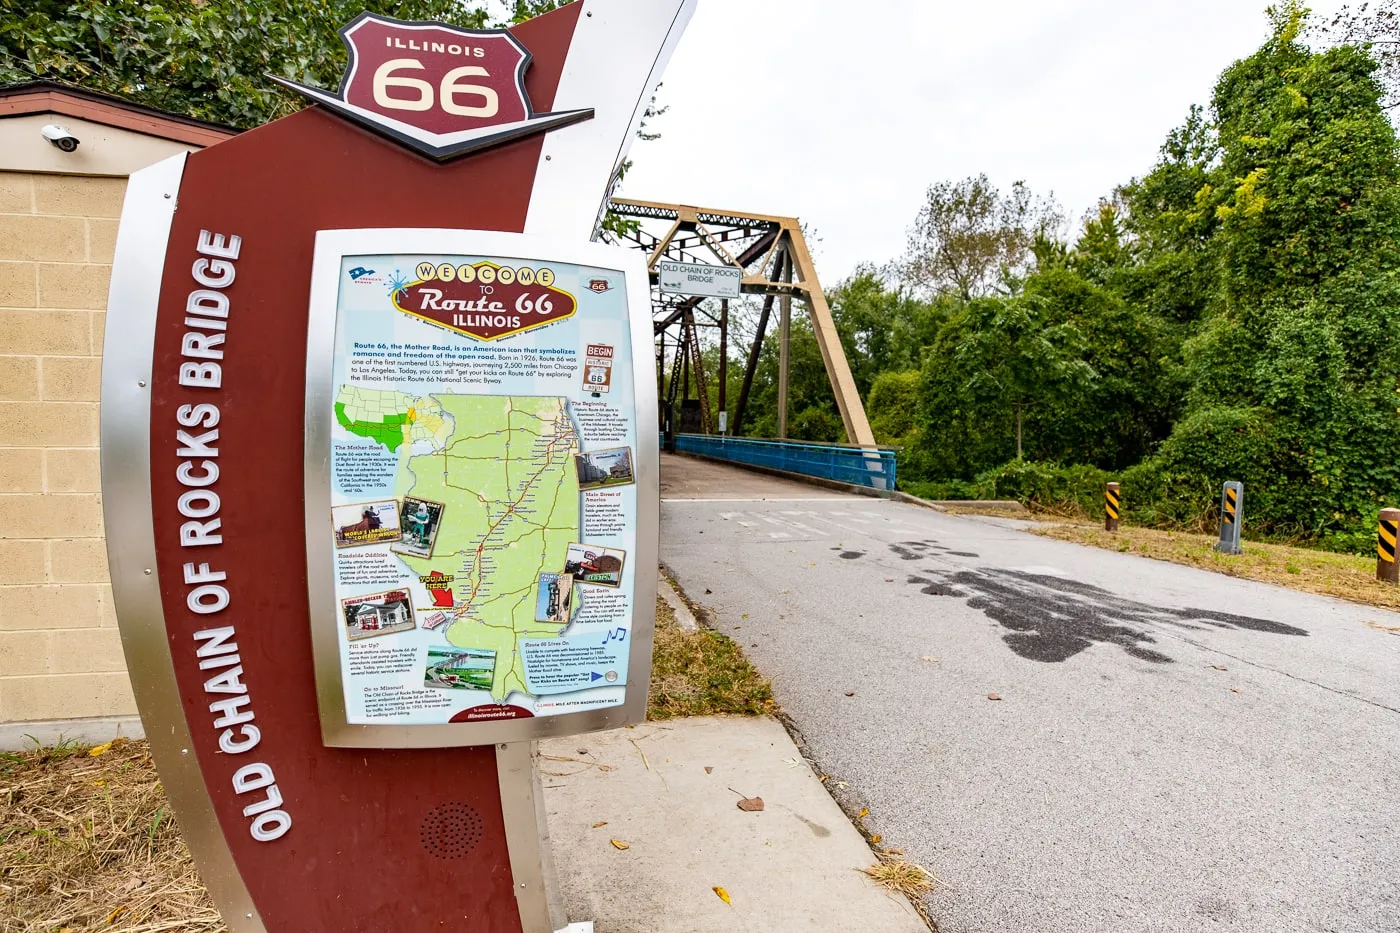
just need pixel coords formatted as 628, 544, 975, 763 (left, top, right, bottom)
0, 171, 133, 724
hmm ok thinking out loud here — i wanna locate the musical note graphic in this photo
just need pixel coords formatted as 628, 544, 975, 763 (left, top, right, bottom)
601, 627, 628, 646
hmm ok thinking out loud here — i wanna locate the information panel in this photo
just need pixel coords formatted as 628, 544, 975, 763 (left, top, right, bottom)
305, 229, 657, 747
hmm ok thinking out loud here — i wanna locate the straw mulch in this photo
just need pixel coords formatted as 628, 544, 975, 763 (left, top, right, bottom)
1, 737, 224, 933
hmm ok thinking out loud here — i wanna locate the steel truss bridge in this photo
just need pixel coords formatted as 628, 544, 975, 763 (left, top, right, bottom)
606, 198, 875, 448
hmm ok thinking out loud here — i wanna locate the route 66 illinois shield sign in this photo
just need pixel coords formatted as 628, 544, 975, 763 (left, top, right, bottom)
271, 13, 594, 161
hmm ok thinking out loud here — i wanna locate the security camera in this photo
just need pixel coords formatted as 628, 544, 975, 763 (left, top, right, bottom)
40, 124, 80, 152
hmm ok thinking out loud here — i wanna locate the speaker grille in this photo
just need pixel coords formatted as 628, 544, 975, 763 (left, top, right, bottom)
419, 802, 483, 860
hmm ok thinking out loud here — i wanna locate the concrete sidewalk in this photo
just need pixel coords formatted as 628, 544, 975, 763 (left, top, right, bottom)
542, 716, 928, 933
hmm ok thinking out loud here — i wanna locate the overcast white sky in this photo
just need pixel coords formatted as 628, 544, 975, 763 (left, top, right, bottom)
619, 0, 1348, 282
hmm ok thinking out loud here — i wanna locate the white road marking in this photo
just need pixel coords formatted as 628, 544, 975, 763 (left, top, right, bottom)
785, 509, 868, 536
759, 513, 825, 535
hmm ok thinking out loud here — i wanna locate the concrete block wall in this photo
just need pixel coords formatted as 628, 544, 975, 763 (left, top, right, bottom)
0, 171, 135, 726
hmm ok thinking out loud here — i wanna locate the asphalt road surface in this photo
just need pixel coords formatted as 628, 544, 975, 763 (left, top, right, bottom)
659, 454, 1400, 933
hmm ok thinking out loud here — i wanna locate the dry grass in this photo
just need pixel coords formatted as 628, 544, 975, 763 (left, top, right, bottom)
647, 596, 774, 720
0, 738, 224, 933
860, 858, 938, 898
0, 598, 774, 930
936, 503, 1030, 518
1034, 522, 1400, 612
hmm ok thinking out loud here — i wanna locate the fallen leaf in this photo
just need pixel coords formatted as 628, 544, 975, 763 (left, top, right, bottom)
737, 797, 764, 812
921, 656, 939, 663
1211, 665, 1228, 671
88, 742, 113, 758
592, 821, 608, 829
577, 748, 588, 755
597, 764, 615, 772
1230, 688, 1241, 694
820, 774, 830, 782
704, 588, 712, 594
858, 807, 869, 820
610, 839, 630, 850
741, 613, 749, 619
885, 578, 894, 582
713, 886, 732, 905
871, 834, 882, 844
92, 780, 106, 788
987, 693, 1002, 701
704, 766, 713, 774
105, 905, 128, 923
844, 690, 855, 697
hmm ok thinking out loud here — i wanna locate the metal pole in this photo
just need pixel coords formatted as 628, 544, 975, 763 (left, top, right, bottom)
657, 328, 666, 403
1215, 482, 1244, 555
777, 250, 792, 440
718, 298, 728, 434
1379, 508, 1399, 584
680, 320, 690, 404
734, 291, 776, 437
1105, 482, 1120, 533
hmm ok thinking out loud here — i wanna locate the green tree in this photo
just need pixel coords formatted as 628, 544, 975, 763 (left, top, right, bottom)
902, 175, 1064, 300
866, 370, 920, 444
826, 266, 942, 395
1020, 266, 1180, 470
1148, 1, 1400, 538
0, 0, 558, 129
1317, 0, 1400, 107
918, 293, 1096, 468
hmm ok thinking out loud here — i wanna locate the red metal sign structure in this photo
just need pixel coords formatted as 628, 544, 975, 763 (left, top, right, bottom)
271, 13, 595, 160
100, 3, 696, 932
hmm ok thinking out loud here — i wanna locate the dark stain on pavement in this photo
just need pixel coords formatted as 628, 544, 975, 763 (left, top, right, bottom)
891, 540, 981, 561
839, 551, 865, 560
908, 575, 959, 597
907, 568, 1307, 663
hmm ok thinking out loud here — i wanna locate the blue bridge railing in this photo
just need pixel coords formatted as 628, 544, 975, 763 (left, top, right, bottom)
665, 434, 897, 490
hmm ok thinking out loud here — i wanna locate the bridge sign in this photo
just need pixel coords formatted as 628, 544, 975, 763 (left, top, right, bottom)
659, 259, 742, 298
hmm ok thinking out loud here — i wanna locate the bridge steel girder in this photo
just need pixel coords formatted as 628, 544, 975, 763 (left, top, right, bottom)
608, 197, 876, 448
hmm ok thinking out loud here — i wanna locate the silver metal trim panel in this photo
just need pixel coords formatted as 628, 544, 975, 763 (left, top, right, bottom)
524, 0, 699, 238
304, 228, 659, 749
497, 742, 567, 933
100, 153, 266, 932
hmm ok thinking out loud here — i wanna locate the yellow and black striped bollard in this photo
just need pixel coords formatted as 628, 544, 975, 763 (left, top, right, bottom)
1215, 481, 1243, 555
1105, 483, 1121, 533
1378, 508, 1399, 585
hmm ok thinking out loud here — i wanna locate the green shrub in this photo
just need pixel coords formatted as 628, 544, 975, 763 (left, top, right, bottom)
974, 460, 1111, 516
899, 478, 986, 501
